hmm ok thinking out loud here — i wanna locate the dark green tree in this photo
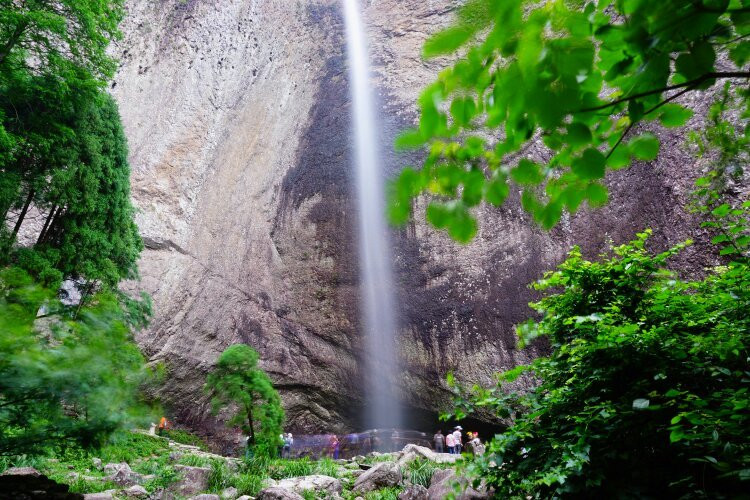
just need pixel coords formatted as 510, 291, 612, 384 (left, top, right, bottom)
390, 0, 750, 239
0, 267, 154, 456
0, 0, 124, 80
205, 345, 284, 458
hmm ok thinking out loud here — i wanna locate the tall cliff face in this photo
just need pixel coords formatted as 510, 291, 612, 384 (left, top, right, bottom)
113, 0, 719, 436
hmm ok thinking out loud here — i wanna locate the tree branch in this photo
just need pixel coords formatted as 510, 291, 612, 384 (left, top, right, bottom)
580, 72, 750, 114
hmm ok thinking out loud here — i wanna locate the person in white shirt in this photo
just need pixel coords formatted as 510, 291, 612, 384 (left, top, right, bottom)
452, 426, 463, 454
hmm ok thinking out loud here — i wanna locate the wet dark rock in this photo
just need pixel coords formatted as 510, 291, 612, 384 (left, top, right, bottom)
0, 468, 82, 500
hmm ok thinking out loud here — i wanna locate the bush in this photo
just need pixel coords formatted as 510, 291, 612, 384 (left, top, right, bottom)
0, 268, 155, 456
449, 228, 750, 498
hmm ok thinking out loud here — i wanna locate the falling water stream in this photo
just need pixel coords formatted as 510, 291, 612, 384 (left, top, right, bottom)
342, 0, 403, 430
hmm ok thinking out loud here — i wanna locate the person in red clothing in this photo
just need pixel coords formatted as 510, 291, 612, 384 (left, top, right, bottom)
158, 416, 169, 436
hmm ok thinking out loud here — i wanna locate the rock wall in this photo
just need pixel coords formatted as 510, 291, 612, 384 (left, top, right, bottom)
113, 0, 727, 436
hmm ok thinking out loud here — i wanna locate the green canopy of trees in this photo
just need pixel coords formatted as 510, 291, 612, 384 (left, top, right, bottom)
205, 345, 284, 458
0, 267, 154, 456
0, 0, 140, 290
389, 0, 750, 240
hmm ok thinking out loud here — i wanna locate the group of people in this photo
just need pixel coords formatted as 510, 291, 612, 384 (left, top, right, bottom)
433, 426, 484, 455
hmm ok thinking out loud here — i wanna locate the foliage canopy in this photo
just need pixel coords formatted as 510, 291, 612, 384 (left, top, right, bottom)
390, 0, 750, 240
205, 345, 284, 458
0, 267, 154, 457
447, 217, 749, 497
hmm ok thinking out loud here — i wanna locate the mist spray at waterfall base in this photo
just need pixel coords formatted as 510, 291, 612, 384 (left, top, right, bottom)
343, 0, 403, 430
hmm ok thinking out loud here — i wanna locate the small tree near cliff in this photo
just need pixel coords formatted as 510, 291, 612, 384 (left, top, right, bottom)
205, 345, 284, 457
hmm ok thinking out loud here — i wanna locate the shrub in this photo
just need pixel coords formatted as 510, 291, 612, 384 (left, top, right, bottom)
449, 227, 750, 498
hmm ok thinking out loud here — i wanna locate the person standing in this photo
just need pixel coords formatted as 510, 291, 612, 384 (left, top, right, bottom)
445, 429, 455, 454
452, 426, 463, 454
433, 430, 445, 453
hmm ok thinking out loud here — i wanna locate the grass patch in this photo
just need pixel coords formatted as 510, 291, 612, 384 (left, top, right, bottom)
178, 454, 213, 467
206, 459, 234, 493
312, 457, 339, 478
404, 458, 443, 488
364, 487, 403, 500
235, 473, 264, 496
142, 463, 181, 492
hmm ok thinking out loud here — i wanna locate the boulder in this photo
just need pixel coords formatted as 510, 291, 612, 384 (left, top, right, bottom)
103, 463, 130, 475
221, 486, 239, 499
236, 496, 253, 500
172, 465, 211, 496
0, 467, 81, 499
256, 487, 305, 500
83, 491, 117, 500
188, 495, 220, 500
352, 461, 402, 493
0, 467, 42, 477
261, 477, 278, 489
427, 469, 491, 500
398, 484, 428, 500
276, 475, 342, 495
123, 485, 149, 498
400, 444, 460, 465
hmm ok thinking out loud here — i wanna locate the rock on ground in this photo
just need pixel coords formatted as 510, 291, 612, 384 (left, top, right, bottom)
123, 485, 149, 498
276, 475, 342, 495
353, 461, 402, 493
256, 487, 305, 500
400, 444, 460, 465
189, 495, 220, 500
221, 486, 239, 499
398, 484, 428, 500
83, 491, 117, 500
427, 469, 491, 499
0, 467, 81, 499
172, 465, 211, 496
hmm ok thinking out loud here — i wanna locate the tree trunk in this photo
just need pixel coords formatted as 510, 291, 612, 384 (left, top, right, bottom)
10, 189, 34, 241
247, 405, 256, 445
42, 206, 64, 245
37, 204, 57, 245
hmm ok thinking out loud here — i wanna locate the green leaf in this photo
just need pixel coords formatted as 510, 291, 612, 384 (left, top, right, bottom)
606, 144, 631, 169
571, 148, 606, 180
628, 134, 660, 161
565, 123, 592, 150
729, 41, 750, 67
711, 204, 731, 217
586, 183, 608, 207
394, 129, 425, 150
511, 159, 544, 185
424, 26, 475, 58
658, 104, 693, 128
485, 175, 510, 206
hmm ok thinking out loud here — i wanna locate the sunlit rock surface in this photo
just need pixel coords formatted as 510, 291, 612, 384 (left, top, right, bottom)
113, 0, 728, 436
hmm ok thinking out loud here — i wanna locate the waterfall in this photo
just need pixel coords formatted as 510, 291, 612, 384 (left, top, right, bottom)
342, 0, 403, 430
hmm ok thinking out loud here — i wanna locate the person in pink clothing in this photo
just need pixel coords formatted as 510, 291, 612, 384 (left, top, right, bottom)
445, 429, 456, 454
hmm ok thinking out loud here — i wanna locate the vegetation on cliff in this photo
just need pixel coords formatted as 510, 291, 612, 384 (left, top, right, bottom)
0, 0, 151, 464
0, 0, 140, 289
389, 0, 750, 238
393, 0, 750, 497
205, 344, 285, 458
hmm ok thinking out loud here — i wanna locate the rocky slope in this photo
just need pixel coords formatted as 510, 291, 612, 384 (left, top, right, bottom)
112, 0, 731, 436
